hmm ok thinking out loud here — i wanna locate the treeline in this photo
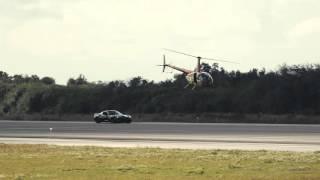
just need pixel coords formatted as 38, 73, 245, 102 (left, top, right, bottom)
0, 63, 320, 116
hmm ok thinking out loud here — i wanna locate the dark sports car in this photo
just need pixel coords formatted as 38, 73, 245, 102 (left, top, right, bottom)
93, 110, 132, 123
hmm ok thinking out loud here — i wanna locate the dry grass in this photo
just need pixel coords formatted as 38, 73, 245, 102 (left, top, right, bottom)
0, 144, 320, 179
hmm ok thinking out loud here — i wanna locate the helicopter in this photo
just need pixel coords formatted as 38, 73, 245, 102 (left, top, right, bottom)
159, 49, 238, 89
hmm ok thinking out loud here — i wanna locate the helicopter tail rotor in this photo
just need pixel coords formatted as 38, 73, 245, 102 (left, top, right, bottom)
162, 55, 166, 72
157, 55, 167, 72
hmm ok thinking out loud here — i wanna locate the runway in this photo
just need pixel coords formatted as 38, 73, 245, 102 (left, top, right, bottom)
1, 120, 320, 151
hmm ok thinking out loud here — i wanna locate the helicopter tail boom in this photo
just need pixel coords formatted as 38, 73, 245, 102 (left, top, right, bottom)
158, 54, 193, 74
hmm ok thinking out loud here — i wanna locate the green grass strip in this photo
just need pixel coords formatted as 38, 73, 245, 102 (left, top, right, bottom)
0, 144, 320, 179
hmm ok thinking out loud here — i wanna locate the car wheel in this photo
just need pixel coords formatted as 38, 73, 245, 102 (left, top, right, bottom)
94, 118, 102, 123
125, 119, 132, 123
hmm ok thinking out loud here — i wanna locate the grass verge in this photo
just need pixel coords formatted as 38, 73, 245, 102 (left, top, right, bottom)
0, 144, 320, 179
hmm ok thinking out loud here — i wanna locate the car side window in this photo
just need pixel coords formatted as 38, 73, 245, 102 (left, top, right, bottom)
102, 112, 108, 115
108, 111, 116, 115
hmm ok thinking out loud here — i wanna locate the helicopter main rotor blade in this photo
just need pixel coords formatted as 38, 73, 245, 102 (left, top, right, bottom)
201, 57, 239, 64
163, 48, 239, 64
163, 48, 198, 59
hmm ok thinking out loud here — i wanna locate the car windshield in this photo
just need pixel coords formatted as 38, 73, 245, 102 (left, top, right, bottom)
108, 110, 121, 115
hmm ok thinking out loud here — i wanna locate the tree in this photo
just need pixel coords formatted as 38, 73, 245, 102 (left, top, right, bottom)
67, 74, 88, 86
128, 77, 143, 87
41, 77, 55, 85
0, 71, 9, 82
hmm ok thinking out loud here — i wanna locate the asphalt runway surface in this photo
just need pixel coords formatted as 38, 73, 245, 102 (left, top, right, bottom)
1, 120, 320, 151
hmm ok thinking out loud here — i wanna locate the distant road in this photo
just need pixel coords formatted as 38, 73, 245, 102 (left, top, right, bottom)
1, 120, 320, 151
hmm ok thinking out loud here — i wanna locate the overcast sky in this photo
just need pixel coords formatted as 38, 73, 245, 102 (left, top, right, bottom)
1, 0, 320, 84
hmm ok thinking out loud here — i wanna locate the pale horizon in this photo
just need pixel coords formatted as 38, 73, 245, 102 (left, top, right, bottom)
1, 0, 320, 84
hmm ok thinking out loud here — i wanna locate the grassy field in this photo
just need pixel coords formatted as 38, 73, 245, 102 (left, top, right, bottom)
0, 144, 320, 179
